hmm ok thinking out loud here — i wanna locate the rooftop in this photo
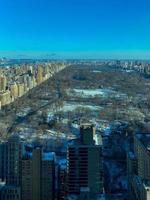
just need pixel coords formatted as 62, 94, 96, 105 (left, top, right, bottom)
80, 123, 94, 129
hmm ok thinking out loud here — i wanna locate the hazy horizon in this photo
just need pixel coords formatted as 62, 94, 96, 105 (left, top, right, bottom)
0, 0, 150, 59
1, 50, 150, 60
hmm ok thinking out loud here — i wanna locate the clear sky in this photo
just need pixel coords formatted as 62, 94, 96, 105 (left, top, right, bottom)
0, 0, 150, 59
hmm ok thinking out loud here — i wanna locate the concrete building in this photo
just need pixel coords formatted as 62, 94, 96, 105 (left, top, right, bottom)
21, 148, 55, 200
18, 83, 24, 97
67, 124, 103, 199
0, 142, 6, 182
0, 185, 21, 200
5, 135, 23, 186
57, 159, 67, 200
134, 133, 150, 180
0, 90, 11, 106
0, 76, 7, 91
0, 62, 67, 108
26, 76, 34, 90
0, 135, 23, 200
128, 133, 150, 200
127, 151, 137, 200
10, 83, 18, 98
36, 66, 43, 85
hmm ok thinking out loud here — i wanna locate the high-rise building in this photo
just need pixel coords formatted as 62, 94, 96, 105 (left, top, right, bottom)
0, 185, 21, 200
21, 154, 32, 200
10, 82, 18, 99
0, 142, 6, 182
0, 76, 7, 91
67, 123, 103, 199
128, 133, 150, 200
0, 90, 11, 106
36, 66, 43, 85
32, 148, 41, 200
18, 83, 25, 97
21, 148, 55, 200
57, 159, 67, 200
134, 133, 150, 180
0, 135, 23, 200
26, 76, 34, 90
5, 135, 23, 186
127, 151, 137, 200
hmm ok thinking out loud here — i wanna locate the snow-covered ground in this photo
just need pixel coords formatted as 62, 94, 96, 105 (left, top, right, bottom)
67, 88, 127, 100
68, 88, 116, 98
60, 102, 102, 112
92, 70, 102, 73
46, 101, 103, 118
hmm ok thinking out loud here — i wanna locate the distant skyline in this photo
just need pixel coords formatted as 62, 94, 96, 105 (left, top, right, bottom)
0, 0, 150, 59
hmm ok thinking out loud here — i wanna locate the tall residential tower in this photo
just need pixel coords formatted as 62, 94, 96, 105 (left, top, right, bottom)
67, 123, 103, 199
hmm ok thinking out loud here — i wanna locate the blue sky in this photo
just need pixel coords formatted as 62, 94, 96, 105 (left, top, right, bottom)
0, 0, 150, 59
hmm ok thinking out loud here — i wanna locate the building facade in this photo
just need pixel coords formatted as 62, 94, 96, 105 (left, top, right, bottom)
21, 148, 55, 200
128, 133, 150, 200
67, 124, 103, 199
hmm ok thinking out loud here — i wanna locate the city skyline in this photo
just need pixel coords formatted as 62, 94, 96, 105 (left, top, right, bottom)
0, 0, 150, 59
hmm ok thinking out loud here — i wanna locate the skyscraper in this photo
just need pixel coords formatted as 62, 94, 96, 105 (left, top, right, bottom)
67, 123, 103, 199
0, 76, 7, 92
5, 135, 23, 186
127, 132, 150, 200
10, 82, 18, 99
36, 66, 43, 85
0, 142, 6, 182
21, 148, 55, 200
57, 159, 67, 200
0, 135, 23, 200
